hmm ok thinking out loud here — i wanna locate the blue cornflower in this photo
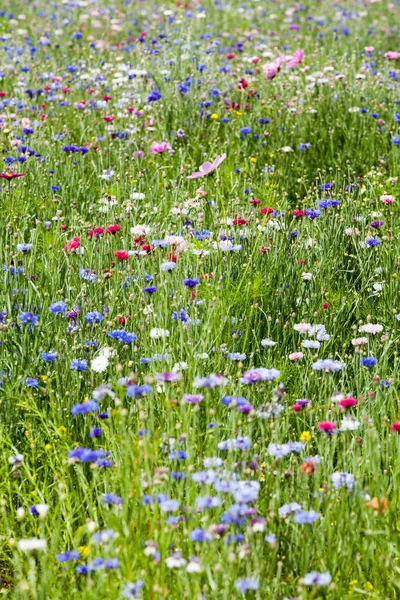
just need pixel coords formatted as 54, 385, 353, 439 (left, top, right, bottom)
24, 377, 39, 388
234, 578, 259, 594
240, 127, 252, 135
183, 278, 199, 288
226, 352, 247, 360
49, 301, 67, 314
108, 330, 137, 343
147, 89, 161, 103
102, 494, 122, 505
143, 286, 157, 294
126, 384, 152, 398
70, 359, 88, 371
190, 528, 211, 542
298, 143, 311, 150
360, 356, 377, 367
305, 209, 321, 219
366, 238, 380, 247
16, 243, 32, 252
56, 551, 80, 562
168, 450, 187, 460
293, 510, 319, 524
18, 312, 38, 325
90, 427, 102, 438
84, 311, 104, 324
71, 400, 98, 415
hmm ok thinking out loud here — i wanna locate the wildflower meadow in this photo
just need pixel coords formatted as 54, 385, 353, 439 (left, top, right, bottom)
0, 0, 399, 598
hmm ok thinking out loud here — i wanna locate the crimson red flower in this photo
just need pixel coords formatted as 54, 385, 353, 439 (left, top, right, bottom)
232, 218, 249, 226
339, 397, 357, 409
63, 236, 80, 252
114, 250, 129, 261
318, 421, 336, 432
293, 209, 306, 217
322, 303, 330, 309
106, 225, 121, 235
249, 199, 260, 205
226, 53, 235, 59
141, 244, 151, 253
390, 422, 400, 432
88, 227, 104, 237
260, 207, 273, 215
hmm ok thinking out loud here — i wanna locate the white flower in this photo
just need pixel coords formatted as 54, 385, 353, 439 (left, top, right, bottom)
173, 362, 188, 372
294, 322, 311, 334
32, 504, 50, 517
150, 328, 169, 339
281, 146, 293, 152
91, 354, 109, 373
261, 338, 277, 347
16, 508, 25, 520
301, 272, 312, 281
186, 557, 203, 573
340, 417, 360, 431
165, 553, 187, 569
100, 169, 115, 180
130, 192, 146, 200
18, 538, 47, 552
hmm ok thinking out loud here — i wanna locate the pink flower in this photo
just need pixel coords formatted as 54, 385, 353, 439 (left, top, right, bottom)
390, 422, 400, 432
318, 421, 336, 432
150, 142, 172, 155
187, 154, 226, 180
63, 236, 80, 252
339, 397, 357, 409
351, 337, 368, 346
289, 352, 304, 361
344, 228, 353, 236
380, 194, 394, 204
384, 51, 400, 60
364, 46, 374, 53
263, 54, 285, 80
287, 49, 304, 69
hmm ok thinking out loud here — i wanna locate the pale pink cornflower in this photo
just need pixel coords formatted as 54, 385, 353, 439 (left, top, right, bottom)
345, 228, 353, 236
351, 337, 368, 346
289, 352, 304, 361
359, 324, 383, 334
187, 154, 226, 179
384, 51, 400, 60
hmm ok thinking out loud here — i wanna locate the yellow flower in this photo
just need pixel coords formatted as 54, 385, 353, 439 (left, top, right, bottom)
349, 580, 358, 586
300, 431, 311, 442
250, 157, 256, 163
235, 111, 242, 116
210, 113, 219, 120
364, 582, 373, 591
44, 444, 51, 451
57, 426, 67, 435
78, 545, 90, 558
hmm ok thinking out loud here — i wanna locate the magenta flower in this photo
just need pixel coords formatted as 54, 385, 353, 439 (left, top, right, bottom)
263, 54, 285, 80
287, 49, 304, 68
187, 153, 226, 179
0, 172, 27, 181
150, 142, 172, 155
